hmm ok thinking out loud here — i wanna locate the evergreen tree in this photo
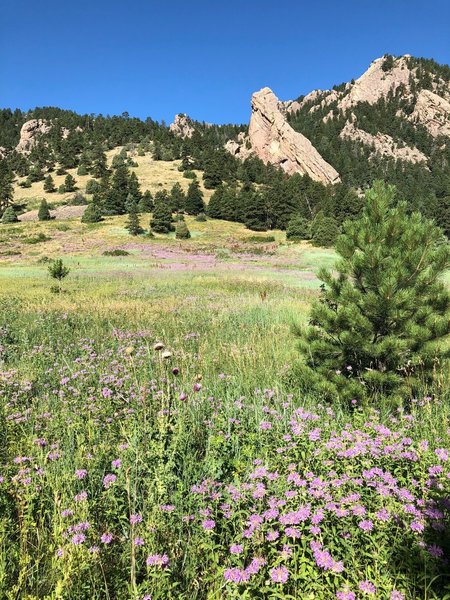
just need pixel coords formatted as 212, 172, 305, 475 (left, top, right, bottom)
203, 157, 223, 189
81, 202, 103, 223
127, 171, 142, 204
169, 183, 185, 212
244, 191, 270, 231
152, 141, 163, 161
103, 163, 130, 215
1, 206, 18, 224
91, 149, 108, 179
43, 175, 56, 193
126, 202, 143, 235
48, 258, 70, 292
77, 164, 88, 176
185, 180, 205, 215
38, 198, 52, 221
286, 214, 310, 240
176, 219, 191, 239
207, 185, 226, 219
138, 190, 154, 213
151, 200, 174, 233
298, 180, 450, 405
0, 161, 15, 214
310, 212, 340, 247
64, 174, 77, 192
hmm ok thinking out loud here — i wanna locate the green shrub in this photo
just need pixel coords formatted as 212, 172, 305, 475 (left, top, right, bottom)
286, 214, 310, 240
38, 199, 52, 221
175, 220, 191, 239
103, 249, 130, 256
1, 206, 18, 224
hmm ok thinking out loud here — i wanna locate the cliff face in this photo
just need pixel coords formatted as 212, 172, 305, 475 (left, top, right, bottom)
16, 119, 52, 153
169, 114, 195, 138
227, 87, 340, 185
340, 121, 428, 165
410, 89, 450, 138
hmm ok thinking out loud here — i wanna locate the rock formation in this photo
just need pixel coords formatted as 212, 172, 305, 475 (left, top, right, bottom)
340, 121, 428, 164
338, 55, 413, 111
169, 114, 195, 138
228, 87, 340, 185
16, 119, 52, 153
410, 89, 450, 138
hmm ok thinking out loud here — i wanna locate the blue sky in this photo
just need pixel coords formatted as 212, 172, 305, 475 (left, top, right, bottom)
1, 0, 449, 124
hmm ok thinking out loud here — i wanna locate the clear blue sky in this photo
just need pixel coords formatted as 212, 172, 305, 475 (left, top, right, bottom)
1, 0, 449, 124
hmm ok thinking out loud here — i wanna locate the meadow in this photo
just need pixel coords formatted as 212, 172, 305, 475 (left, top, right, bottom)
0, 210, 449, 599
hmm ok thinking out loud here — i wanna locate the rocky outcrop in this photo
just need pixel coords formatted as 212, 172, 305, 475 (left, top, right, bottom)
224, 132, 253, 160
339, 55, 413, 111
282, 89, 340, 115
0, 147, 7, 159
410, 89, 450, 138
340, 121, 428, 164
227, 87, 340, 185
16, 119, 52, 153
169, 114, 195, 138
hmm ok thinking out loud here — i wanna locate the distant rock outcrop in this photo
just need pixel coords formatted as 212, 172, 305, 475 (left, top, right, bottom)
410, 89, 450, 138
227, 87, 340, 185
169, 114, 195, 138
16, 119, 52, 153
340, 121, 428, 164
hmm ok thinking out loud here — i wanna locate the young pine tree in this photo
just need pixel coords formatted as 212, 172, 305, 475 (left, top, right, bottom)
150, 200, 174, 233
298, 181, 450, 405
48, 258, 70, 292
64, 174, 77, 192
81, 202, 103, 223
1, 206, 18, 224
126, 202, 143, 235
43, 175, 56, 193
185, 180, 205, 215
138, 190, 154, 213
175, 219, 191, 239
38, 199, 52, 221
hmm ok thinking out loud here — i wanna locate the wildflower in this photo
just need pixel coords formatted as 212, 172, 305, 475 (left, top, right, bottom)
134, 537, 145, 546
193, 383, 202, 392
202, 519, 215, 530
74, 491, 87, 502
260, 421, 272, 430
358, 520, 374, 532
410, 520, 424, 533
229, 544, 243, 555
359, 581, 376, 594
270, 565, 289, 583
103, 473, 117, 489
146, 553, 169, 567
223, 567, 249, 583
172, 367, 179, 375
435, 448, 449, 462
75, 469, 87, 479
101, 532, 113, 544
111, 458, 122, 469
336, 590, 356, 600
130, 513, 143, 525
71, 533, 86, 545
179, 392, 187, 401
390, 592, 405, 600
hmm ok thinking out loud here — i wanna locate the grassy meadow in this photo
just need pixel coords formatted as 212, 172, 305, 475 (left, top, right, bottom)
0, 189, 449, 598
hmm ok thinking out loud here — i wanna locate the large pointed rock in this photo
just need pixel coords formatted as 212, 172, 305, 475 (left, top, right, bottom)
247, 87, 340, 184
16, 119, 52, 153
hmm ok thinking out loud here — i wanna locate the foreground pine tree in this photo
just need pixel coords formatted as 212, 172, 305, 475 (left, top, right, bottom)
150, 201, 174, 233
298, 180, 449, 405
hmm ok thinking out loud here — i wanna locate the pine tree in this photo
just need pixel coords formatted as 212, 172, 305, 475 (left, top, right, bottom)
185, 180, 205, 215
103, 163, 130, 215
244, 191, 269, 231
64, 174, 77, 192
169, 183, 185, 212
310, 212, 340, 247
1, 206, 18, 224
81, 202, 103, 223
286, 214, 310, 240
126, 202, 143, 235
0, 162, 16, 213
151, 200, 174, 233
138, 190, 154, 213
91, 149, 108, 179
298, 181, 450, 405
127, 171, 142, 204
176, 219, 191, 239
43, 175, 56, 193
48, 258, 70, 292
207, 185, 225, 219
38, 199, 52, 221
